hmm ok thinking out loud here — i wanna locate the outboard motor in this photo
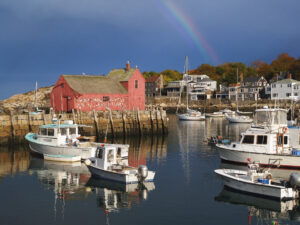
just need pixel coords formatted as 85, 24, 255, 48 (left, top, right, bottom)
289, 173, 300, 189
138, 165, 148, 182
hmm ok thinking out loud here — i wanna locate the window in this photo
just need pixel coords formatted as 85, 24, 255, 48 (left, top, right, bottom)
39, 128, 47, 136
288, 84, 292, 87
273, 93, 278, 97
103, 96, 110, 101
135, 80, 138, 88
60, 128, 67, 135
286, 93, 291, 97
242, 135, 254, 144
96, 148, 103, 159
48, 129, 54, 136
272, 84, 276, 88
284, 136, 288, 145
257, 135, 267, 144
295, 93, 298, 96
70, 128, 76, 135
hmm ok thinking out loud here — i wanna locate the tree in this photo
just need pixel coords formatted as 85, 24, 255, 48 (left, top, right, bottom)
290, 57, 300, 81
271, 53, 296, 74
160, 69, 182, 83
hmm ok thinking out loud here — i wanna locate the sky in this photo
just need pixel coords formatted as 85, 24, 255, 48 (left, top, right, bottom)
0, 0, 300, 100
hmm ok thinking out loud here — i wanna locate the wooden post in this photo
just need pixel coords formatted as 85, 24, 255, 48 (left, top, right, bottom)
122, 110, 127, 137
28, 112, 32, 132
160, 107, 166, 135
149, 107, 154, 135
42, 111, 46, 125
72, 109, 76, 124
10, 111, 15, 138
109, 109, 115, 138
93, 109, 99, 137
137, 108, 142, 136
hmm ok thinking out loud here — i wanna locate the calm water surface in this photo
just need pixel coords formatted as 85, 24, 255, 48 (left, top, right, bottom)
1, 115, 300, 225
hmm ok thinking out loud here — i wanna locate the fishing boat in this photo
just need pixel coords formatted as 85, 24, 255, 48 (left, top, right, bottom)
176, 56, 205, 121
217, 107, 300, 169
225, 113, 253, 123
25, 119, 129, 161
215, 163, 299, 201
85, 144, 155, 184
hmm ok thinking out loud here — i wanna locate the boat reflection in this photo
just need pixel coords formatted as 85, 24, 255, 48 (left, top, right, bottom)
220, 162, 300, 180
215, 186, 300, 223
29, 156, 91, 200
86, 177, 155, 213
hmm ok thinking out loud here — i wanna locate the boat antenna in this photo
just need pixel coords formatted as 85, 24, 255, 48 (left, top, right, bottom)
35, 81, 38, 110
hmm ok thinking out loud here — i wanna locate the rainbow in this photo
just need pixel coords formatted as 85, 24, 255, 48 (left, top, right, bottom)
157, 0, 218, 64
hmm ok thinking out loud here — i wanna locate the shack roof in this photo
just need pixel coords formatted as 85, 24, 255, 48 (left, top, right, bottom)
62, 75, 128, 94
108, 68, 136, 82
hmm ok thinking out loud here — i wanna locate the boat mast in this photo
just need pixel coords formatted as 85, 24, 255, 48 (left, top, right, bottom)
35, 81, 38, 110
184, 56, 189, 111
236, 68, 239, 112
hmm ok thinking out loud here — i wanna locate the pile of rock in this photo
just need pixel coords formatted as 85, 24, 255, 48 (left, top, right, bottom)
0, 86, 53, 113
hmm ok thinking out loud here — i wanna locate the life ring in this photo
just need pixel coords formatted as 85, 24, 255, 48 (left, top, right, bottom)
282, 127, 287, 134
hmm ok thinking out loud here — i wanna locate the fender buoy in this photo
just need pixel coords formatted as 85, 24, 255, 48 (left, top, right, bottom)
283, 127, 287, 134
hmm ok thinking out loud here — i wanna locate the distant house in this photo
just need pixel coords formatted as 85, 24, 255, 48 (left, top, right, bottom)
145, 75, 164, 97
228, 83, 241, 100
216, 84, 229, 99
239, 76, 268, 100
51, 62, 145, 112
186, 74, 217, 100
165, 80, 185, 97
271, 78, 300, 100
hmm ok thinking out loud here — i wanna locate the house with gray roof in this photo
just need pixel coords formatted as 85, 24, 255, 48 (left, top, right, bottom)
271, 78, 300, 100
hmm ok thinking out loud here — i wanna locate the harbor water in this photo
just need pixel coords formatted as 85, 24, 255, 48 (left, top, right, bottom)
1, 115, 300, 225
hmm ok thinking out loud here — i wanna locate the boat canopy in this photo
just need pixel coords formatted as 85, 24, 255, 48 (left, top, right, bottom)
39, 124, 92, 129
254, 108, 287, 126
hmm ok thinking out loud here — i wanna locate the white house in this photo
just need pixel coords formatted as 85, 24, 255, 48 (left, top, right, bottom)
271, 79, 300, 100
186, 74, 217, 100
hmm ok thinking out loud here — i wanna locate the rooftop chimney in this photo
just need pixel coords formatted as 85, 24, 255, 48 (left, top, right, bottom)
126, 61, 130, 71
240, 72, 244, 82
287, 73, 292, 79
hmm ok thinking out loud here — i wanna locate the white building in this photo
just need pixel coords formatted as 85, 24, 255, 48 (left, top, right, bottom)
186, 74, 217, 100
271, 79, 300, 100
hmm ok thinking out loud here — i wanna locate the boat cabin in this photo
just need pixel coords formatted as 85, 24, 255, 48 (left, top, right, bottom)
36, 120, 84, 145
93, 145, 129, 171
253, 107, 287, 128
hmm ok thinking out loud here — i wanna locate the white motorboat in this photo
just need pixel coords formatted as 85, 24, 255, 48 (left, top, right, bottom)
215, 163, 299, 201
85, 144, 155, 184
225, 113, 253, 123
25, 119, 129, 161
177, 108, 205, 121
217, 107, 300, 169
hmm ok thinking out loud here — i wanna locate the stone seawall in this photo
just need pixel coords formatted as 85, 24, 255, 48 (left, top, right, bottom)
0, 109, 168, 145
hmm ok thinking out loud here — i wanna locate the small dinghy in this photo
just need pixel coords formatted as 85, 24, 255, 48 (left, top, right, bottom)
215, 163, 300, 201
85, 144, 155, 184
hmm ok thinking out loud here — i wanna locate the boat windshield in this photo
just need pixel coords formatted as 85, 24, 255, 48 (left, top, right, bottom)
254, 110, 287, 126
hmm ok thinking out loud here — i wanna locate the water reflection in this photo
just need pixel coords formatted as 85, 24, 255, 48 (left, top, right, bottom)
0, 145, 30, 180
215, 187, 300, 223
86, 178, 155, 213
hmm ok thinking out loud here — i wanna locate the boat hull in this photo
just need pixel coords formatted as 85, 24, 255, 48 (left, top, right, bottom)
225, 116, 253, 123
217, 145, 300, 169
215, 169, 295, 200
87, 165, 155, 184
177, 114, 205, 121
26, 134, 96, 160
